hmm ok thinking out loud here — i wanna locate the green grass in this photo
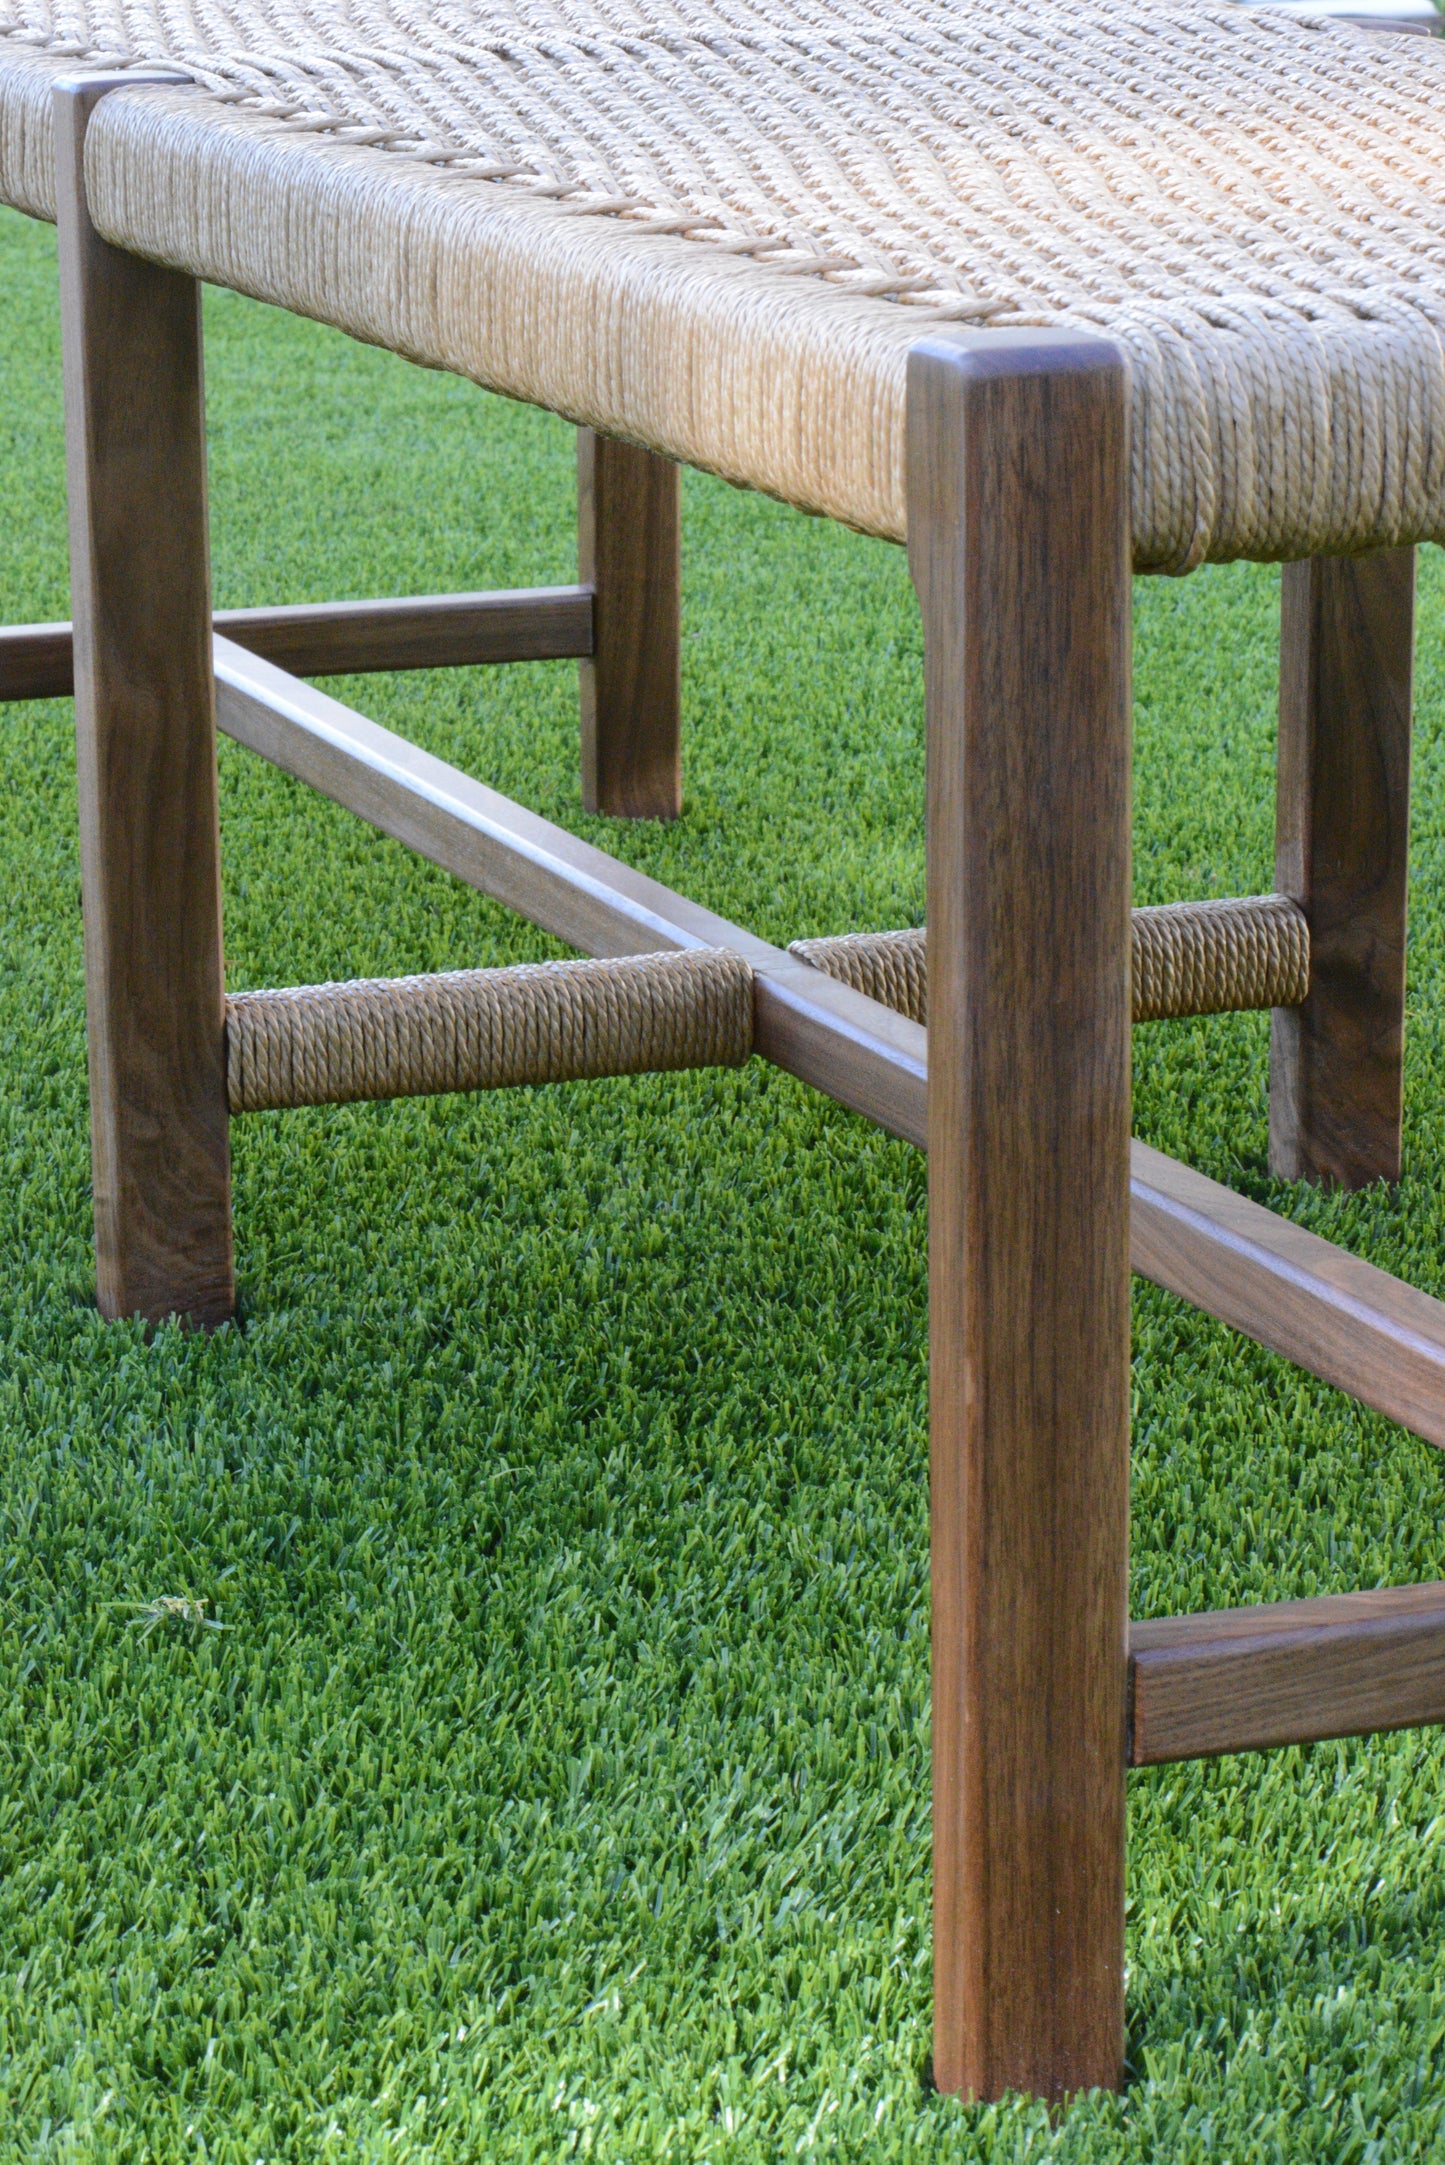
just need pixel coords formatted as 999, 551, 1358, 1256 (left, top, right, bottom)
3, 200, 1445, 2161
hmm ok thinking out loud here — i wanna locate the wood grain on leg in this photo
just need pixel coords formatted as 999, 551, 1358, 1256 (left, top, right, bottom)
908, 328, 1132, 2103
1270, 549, 1414, 1189
577, 429, 681, 820
55, 76, 233, 1326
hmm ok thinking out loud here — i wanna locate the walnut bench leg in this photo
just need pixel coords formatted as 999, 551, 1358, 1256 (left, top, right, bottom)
578, 428, 682, 821
1270, 548, 1415, 1190
908, 328, 1132, 2102
55, 75, 234, 1327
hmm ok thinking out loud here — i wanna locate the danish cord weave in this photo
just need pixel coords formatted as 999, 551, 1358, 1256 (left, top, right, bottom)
226, 948, 754, 1114
790, 895, 1310, 1028
3, 0, 1445, 567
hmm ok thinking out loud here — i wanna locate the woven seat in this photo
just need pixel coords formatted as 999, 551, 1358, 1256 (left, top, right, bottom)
2, 0, 1444, 569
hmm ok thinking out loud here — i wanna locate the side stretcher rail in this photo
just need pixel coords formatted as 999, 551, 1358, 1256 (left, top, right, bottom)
0, 586, 594, 700
1128, 1582, 1445, 1765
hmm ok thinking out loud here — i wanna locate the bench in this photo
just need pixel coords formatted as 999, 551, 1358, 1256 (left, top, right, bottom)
3, 0, 1445, 2100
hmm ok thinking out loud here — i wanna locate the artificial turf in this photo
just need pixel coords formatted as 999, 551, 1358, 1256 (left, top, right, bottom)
3, 197, 1445, 2160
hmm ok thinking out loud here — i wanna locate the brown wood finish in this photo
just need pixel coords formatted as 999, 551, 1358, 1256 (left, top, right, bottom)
1130, 1137, 1445, 1447
225, 585, 593, 677
908, 328, 1132, 2102
577, 429, 681, 819
0, 621, 74, 701
0, 586, 594, 702
55, 76, 234, 1327
1129, 1581, 1445, 1764
1271, 548, 1415, 1189
213, 636, 1445, 1449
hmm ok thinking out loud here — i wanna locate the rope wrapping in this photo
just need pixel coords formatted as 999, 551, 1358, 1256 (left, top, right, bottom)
3, 1, 1445, 566
789, 895, 1310, 1028
223, 897, 1305, 1114
789, 928, 930, 1029
1130, 895, 1310, 1023
226, 947, 754, 1113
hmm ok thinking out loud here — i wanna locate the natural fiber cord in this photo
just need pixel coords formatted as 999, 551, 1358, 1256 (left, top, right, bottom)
227, 899, 1304, 1116
789, 928, 931, 1030
3, 0, 1445, 567
225, 947, 754, 1113
1131, 894, 1309, 1022
790, 895, 1310, 1026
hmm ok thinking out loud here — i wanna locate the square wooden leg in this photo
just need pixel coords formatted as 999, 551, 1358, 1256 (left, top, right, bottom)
577, 428, 681, 820
1270, 549, 1415, 1190
55, 77, 233, 1326
908, 328, 1132, 2103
